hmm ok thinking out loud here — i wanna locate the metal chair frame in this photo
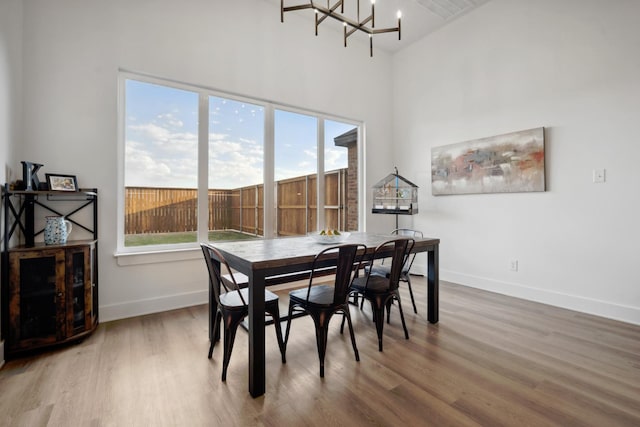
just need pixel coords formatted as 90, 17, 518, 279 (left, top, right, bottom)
201, 243, 286, 381
367, 228, 423, 313
348, 238, 415, 351
284, 243, 366, 377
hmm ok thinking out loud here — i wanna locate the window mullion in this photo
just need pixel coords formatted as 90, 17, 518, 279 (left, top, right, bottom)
264, 104, 275, 239
197, 93, 209, 242
317, 118, 325, 230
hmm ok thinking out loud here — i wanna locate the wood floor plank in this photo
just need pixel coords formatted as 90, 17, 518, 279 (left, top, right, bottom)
1, 279, 639, 426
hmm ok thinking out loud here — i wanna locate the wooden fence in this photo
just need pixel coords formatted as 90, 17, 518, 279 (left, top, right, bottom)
125, 168, 348, 236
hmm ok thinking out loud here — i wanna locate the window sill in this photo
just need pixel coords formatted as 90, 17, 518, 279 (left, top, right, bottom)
114, 246, 201, 266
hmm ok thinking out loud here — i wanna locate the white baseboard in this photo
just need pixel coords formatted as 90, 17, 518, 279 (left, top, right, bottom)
99, 280, 310, 323
440, 269, 640, 326
99, 269, 640, 327
99, 289, 208, 322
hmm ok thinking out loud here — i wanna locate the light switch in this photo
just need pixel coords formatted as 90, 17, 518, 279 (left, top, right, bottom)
593, 169, 606, 183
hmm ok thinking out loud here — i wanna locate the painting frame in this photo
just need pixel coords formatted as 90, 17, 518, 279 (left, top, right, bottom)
45, 173, 79, 192
431, 127, 545, 196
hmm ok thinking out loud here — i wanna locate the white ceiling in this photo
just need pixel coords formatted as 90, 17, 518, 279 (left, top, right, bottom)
272, 0, 491, 53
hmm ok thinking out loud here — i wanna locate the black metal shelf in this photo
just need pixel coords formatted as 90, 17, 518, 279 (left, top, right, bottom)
3, 184, 98, 247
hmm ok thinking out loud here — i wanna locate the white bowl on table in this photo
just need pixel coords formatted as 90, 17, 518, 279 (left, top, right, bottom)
309, 230, 351, 244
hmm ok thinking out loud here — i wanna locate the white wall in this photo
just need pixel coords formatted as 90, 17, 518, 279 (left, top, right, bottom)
0, 0, 22, 214
0, 0, 21, 173
393, 0, 640, 324
15, 0, 637, 327
18, 0, 395, 321
0, 0, 24, 365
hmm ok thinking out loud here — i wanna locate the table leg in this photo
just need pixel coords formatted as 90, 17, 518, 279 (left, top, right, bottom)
427, 245, 439, 324
248, 270, 266, 397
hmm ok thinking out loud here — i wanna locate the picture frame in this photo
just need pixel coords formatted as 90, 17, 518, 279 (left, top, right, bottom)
45, 173, 79, 192
431, 127, 545, 195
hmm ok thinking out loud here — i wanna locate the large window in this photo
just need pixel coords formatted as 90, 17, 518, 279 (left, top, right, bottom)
118, 73, 361, 253
209, 96, 265, 239
275, 109, 317, 236
324, 120, 353, 231
123, 80, 199, 247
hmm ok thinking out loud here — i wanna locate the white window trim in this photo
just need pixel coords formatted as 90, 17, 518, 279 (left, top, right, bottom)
115, 71, 363, 265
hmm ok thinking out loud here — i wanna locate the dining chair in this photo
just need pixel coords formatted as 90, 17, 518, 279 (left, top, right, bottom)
284, 243, 366, 377
348, 238, 415, 351
366, 228, 423, 313
201, 243, 286, 381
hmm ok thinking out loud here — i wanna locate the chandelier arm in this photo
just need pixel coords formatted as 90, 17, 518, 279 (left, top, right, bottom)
281, 0, 401, 56
344, 24, 347, 47
320, 8, 373, 31
370, 34, 373, 57
359, 14, 373, 27
345, 27, 359, 38
328, 0, 344, 14
342, 20, 402, 41
282, 3, 314, 17
316, 7, 394, 35
371, 27, 400, 35
371, 1, 375, 28
317, 0, 344, 25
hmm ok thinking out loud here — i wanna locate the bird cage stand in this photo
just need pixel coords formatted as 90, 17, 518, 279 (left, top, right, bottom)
371, 167, 418, 229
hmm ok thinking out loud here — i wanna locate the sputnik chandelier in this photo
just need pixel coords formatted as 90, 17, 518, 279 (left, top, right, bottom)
280, 0, 402, 57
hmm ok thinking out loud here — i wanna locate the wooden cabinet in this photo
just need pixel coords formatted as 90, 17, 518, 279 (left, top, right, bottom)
7, 242, 97, 354
2, 186, 98, 357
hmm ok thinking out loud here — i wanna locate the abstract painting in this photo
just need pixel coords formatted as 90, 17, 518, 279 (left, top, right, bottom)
431, 127, 545, 195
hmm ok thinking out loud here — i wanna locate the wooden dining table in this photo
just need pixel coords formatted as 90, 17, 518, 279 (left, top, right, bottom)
207, 231, 440, 397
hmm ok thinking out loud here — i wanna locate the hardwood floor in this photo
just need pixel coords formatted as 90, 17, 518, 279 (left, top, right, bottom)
1, 278, 639, 426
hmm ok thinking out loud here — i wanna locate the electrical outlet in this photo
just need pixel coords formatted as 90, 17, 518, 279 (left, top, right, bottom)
593, 169, 606, 183
510, 260, 518, 272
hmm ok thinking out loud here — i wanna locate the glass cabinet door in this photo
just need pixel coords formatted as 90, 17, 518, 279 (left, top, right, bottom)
9, 249, 66, 348
90, 243, 98, 326
67, 247, 89, 333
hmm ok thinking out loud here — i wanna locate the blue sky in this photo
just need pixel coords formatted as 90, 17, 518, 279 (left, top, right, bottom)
125, 79, 354, 189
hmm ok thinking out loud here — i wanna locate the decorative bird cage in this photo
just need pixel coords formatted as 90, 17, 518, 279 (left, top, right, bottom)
372, 168, 418, 216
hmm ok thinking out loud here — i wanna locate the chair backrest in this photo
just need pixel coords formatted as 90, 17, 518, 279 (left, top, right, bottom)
391, 229, 423, 273
201, 243, 247, 307
307, 243, 366, 304
367, 238, 414, 291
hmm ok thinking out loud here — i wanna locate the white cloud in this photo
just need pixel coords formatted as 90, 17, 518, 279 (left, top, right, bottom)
303, 149, 317, 159
210, 139, 242, 155
208, 135, 264, 188
125, 141, 174, 187
325, 147, 347, 170
209, 132, 227, 141
156, 113, 184, 129
126, 123, 198, 187
130, 123, 171, 142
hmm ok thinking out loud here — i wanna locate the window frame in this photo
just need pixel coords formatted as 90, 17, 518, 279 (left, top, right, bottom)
116, 71, 364, 263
